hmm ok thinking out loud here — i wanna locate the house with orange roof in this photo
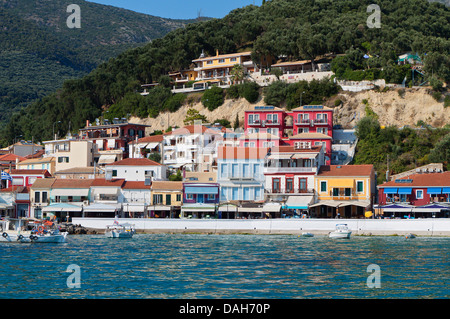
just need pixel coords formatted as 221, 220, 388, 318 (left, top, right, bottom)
128, 134, 164, 159
311, 165, 376, 218
149, 181, 183, 218
105, 157, 167, 182
376, 171, 450, 218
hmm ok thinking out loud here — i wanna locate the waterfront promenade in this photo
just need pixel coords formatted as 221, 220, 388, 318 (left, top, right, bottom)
71, 218, 450, 236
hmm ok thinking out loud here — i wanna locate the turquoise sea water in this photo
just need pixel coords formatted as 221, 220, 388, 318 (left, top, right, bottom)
0, 234, 448, 299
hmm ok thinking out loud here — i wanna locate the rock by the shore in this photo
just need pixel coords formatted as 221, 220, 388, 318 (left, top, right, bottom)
60, 223, 97, 235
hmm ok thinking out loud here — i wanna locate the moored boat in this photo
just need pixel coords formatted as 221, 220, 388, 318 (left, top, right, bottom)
0, 218, 68, 243
105, 222, 135, 238
329, 224, 352, 239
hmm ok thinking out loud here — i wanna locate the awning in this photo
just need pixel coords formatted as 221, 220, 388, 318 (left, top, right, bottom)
397, 188, 412, 194
291, 153, 317, 159
42, 203, 82, 212
218, 205, 238, 212
181, 203, 216, 212
146, 142, 159, 150
83, 203, 120, 212
338, 200, 371, 208
238, 207, 263, 213
378, 203, 414, 212
262, 202, 281, 212
283, 196, 313, 209
0, 203, 14, 210
268, 154, 293, 160
93, 187, 119, 195
413, 203, 450, 213
383, 188, 398, 194
442, 187, 450, 194
185, 186, 218, 194
427, 188, 442, 195
148, 205, 172, 211
123, 204, 146, 212
98, 154, 117, 164
309, 200, 343, 208
51, 188, 90, 197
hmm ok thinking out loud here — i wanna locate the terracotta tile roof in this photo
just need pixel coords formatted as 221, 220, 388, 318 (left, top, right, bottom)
31, 178, 56, 189
24, 149, 46, 159
129, 135, 164, 145
17, 156, 54, 164
10, 169, 51, 176
169, 125, 209, 136
318, 165, 374, 177
91, 178, 125, 187
378, 171, 450, 187
107, 158, 162, 166
122, 181, 152, 189
52, 179, 94, 189
150, 181, 183, 190
218, 146, 269, 160
0, 154, 26, 162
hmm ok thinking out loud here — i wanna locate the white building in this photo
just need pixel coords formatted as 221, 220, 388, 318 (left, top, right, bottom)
105, 158, 167, 182
162, 125, 222, 172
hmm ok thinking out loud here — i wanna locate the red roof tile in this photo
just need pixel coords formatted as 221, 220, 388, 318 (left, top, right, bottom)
0, 154, 26, 162
52, 179, 94, 188
318, 165, 374, 177
122, 181, 151, 189
91, 178, 125, 187
379, 171, 450, 187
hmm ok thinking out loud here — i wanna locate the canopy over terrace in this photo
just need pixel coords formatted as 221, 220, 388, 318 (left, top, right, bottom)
309, 200, 370, 218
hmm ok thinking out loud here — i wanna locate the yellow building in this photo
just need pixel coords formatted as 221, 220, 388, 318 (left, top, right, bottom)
311, 165, 375, 218
16, 157, 56, 175
149, 181, 183, 218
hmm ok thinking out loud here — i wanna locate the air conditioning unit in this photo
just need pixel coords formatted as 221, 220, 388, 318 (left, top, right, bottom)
83, 200, 89, 206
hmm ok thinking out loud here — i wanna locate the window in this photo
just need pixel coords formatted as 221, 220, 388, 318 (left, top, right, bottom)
112, 170, 117, 177
218, 59, 225, 63
243, 164, 250, 177
153, 194, 163, 204
317, 127, 328, 135
57, 157, 69, 163
416, 190, 423, 199
345, 188, 351, 196
232, 188, 239, 200
357, 181, 364, 193
273, 178, 280, 192
255, 187, 261, 200
286, 178, 293, 193
220, 164, 228, 178
298, 127, 309, 134
166, 194, 171, 205
206, 60, 213, 64
243, 187, 250, 200
232, 164, 239, 177
221, 187, 228, 201
176, 194, 182, 202
42, 192, 48, 203
253, 164, 260, 177
299, 178, 307, 191
320, 181, 327, 192
35, 191, 40, 203
230, 57, 237, 62
208, 194, 215, 200
186, 194, 193, 200
333, 188, 339, 196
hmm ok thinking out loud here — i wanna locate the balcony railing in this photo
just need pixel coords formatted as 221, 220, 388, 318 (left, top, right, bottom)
266, 188, 314, 194
264, 167, 317, 174
294, 119, 310, 125
248, 120, 261, 126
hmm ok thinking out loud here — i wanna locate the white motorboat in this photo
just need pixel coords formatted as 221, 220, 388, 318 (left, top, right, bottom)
329, 224, 352, 239
405, 233, 416, 239
0, 218, 68, 243
105, 222, 135, 238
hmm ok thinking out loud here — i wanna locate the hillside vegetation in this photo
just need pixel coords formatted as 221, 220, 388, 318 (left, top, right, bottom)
0, 0, 203, 125
2, 0, 449, 147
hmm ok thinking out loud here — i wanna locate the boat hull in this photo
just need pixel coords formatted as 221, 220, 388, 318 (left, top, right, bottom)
106, 230, 133, 238
0, 232, 67, 243
329, 231, 352, 239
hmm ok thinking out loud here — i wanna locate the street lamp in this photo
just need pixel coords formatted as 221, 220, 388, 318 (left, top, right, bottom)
53, 121, 61, 140
300, 91, 305, 107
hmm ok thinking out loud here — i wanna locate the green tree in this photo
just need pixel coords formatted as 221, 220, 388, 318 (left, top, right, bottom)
202, 86, 224, 111
429, 133, 450, 170
230, 64, 245, 84
184, 108, 207, 125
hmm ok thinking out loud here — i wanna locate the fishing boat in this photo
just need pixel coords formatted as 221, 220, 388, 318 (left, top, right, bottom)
405, 233, 416, 239
0, 218, 68, 243
105, 222, 135, 238
329, 224, 352, 239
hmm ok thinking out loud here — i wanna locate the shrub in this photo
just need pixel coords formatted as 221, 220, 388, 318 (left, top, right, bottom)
202, 86, 224, 111
240, 82, 260, 103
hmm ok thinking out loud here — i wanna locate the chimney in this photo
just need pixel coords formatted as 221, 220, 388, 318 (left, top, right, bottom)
86, 120, 90, 128
216, 49, 219, 56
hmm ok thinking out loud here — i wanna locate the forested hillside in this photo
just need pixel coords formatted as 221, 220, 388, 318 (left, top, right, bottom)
0, 0, 203, 126
2, 0, 449, 146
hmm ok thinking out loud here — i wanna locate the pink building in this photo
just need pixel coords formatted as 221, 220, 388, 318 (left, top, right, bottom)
244, 106, 291, 139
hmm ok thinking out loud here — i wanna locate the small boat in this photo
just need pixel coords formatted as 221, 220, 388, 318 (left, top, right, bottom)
1, 218, 68, 243
105, 222, 135, 238
329, 224, 352, 239
301, 232, 314, 237
405, 233, 416, 239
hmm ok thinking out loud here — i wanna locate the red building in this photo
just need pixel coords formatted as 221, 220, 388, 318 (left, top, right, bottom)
244, 105, 334, 164
376, 171, 450, 218
7, 169, 51, 187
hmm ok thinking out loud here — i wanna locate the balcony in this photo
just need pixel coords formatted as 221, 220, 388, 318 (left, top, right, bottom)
264, 166, 317, 174
266, 188, 314, 195
247, 120, 261, 126
313, 119, 329, 125
294, 119, 310, 125
264, 120, 280, 126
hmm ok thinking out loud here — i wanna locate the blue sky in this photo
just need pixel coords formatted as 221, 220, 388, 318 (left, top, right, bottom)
88, 0, 260, 19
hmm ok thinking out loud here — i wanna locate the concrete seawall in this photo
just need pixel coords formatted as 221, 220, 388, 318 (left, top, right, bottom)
71, 218, 450, 236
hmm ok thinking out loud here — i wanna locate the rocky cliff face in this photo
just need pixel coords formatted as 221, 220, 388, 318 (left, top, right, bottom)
132, 87, 449, 133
